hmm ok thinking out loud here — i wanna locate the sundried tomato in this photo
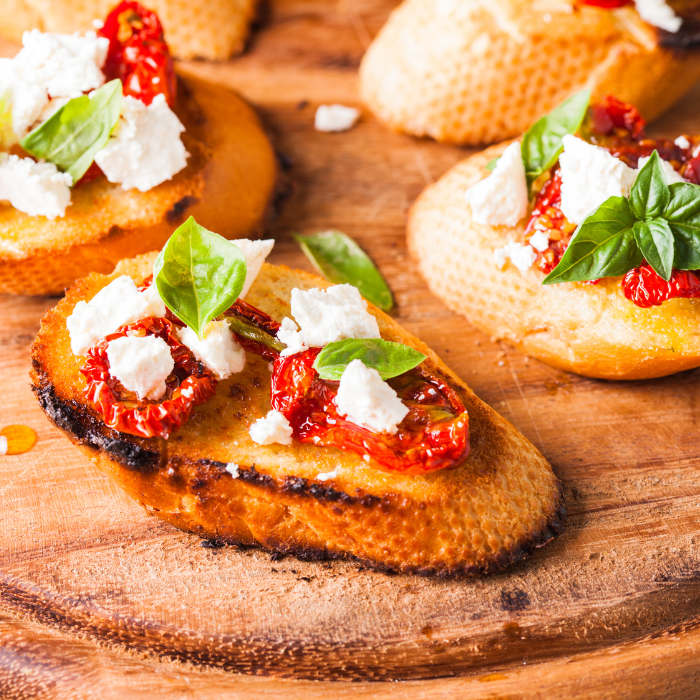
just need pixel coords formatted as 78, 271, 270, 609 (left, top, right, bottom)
269, 349, 470, 475
81, 316, 216, 439
581, 0, 632, 7
587, 95, 646, 141
621, 265, 700, 307
99, 1, 176, 106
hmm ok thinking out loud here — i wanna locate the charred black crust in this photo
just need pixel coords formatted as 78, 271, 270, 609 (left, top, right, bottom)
166, 196, 198, 224
657, 11, 700, 50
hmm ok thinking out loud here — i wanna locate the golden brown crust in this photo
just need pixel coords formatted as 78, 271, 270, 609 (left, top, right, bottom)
0, 75, 278, 296
407, 142, 700, 380
0, 0, 260, 61
359, 0, 700, 146
30, 254, 565, 577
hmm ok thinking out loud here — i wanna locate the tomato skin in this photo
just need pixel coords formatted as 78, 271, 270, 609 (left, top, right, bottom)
270, 349, 470, 475
581, 0, 633, 9
622, 265, 700, 307
99, 1, 176, 106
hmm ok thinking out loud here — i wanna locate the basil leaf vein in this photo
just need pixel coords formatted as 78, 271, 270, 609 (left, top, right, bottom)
294, 230, 394, 312
313, 338, 426, 381
629, 151, 670, 221
154, 217, 248, 338
633, 219, 674, 281
21, 79, 123, 184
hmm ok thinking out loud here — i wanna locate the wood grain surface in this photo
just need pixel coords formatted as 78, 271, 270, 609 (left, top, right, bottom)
2, 0, 700, 696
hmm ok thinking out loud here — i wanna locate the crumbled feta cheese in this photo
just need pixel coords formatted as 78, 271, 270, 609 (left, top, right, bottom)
316, 469, 338, 481
675, 135, 691, 150
16, 30, 108, 98
249, 410, 293, 445
493, 241, 537, 273
277, 284, 380, 356
465, 141, 529, 227
315, 104, 361, 132
94, 94, 188, 192
529, 230, 550, 252
0, 153, 72, 219
232, 239, 275, 298
225, 463, 240, 478
335, 360, 409, 435
0, 435, 7, 455
66, 277, 166, 355
0, 60, 47, 144
92, 19, 105, 30
106, 335, 174, 401
637, 155, 686, 184
176, 320, 246, 379
559, 135, 637, 225
635, 0, 682, 33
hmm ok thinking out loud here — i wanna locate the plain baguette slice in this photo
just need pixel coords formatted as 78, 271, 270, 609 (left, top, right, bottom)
30, 253, 565, 577
408, 142, 700, 380
0, 75, 278, 296
360, 0, 700, 146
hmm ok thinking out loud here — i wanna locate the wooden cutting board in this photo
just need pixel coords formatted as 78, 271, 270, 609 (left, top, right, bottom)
2, 1, 700, 696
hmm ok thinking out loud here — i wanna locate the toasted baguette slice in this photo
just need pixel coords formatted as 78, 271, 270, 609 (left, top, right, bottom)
360, 0, 700, 146
30, 253, 565, 577
0, 75, 278, 296
0, 0, 259, 61
408, 142, 700, 380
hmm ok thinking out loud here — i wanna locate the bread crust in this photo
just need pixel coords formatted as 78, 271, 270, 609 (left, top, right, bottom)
0, 75, 278, 296
407, 142, 700, 380
30, 254, 565, 577
360, 0, 700, 146
0, 0, 260, 61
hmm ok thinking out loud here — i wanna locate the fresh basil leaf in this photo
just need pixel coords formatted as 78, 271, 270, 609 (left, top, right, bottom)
542, 197, 642, 284
21, 80, 122, 184
629, 151, 670, 221
294, 230, 393, 312
633, 219, 674, 281
664, 182, 700, 270
313, 338, 426, 381
521, 89, 591, 186
485, 158, 499, 171
154, 217, 248, 339
226, 315, 285, 353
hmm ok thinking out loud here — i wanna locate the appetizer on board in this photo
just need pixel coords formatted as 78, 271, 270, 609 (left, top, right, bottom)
360, 0, 700, 145
31, 219, 565, 577
0, 0, 259, 61
0, 1, 277, 295
409, 91, 700, 380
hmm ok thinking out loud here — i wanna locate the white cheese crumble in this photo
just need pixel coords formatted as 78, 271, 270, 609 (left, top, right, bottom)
249, 410, 293, 445
637, 155, 686, 185
232, 239, 275, 298
316, 469, 338, 481
465, 141, 529, 227
675, 135, 691, 150
635, 0, 682, 33
334, 359, 409, 435
94, 94, 188, 192
315, 104, 361, 132
0, 436, 7, 455
277, 284, 380, 356
225, 463, 240, 478
559, 135, 637, 225
176, 320, 246, 380
0, 153, 72, 219
106, 334, 174, 401
493, 241, 538, 273
529, 230, 550, 252
67, 277, 166, 355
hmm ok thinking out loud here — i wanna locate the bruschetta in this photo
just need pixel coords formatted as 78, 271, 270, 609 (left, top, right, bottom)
408, 91, 700, 380
0, 0, 259, 61
360, 0, 700, 146
30, 219, 565, 577
0, 2, 277, 296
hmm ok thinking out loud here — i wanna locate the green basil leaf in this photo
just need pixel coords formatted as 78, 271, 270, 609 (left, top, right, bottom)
629, 151, 670, 221
226, 315, 285, 353
154, 217, 248, 339
542, 197, 642, 284
521, 89, 591, 187
313, 338, 426, 381
21, 80, 123, 184
633, 219, 674, 281
664, 182, 700, 270
485, 158, 499, 171
293, 230, 394, 312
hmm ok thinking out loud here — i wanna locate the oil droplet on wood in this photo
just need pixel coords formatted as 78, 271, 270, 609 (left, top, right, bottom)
0, 425, 38, 455
479, 673, 507, 682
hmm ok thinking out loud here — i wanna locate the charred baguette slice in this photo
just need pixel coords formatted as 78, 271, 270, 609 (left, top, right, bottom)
360, 0, 700, 146
0, 75, 278, 296
30, 253, 565, 577
408, 142, 700, 380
